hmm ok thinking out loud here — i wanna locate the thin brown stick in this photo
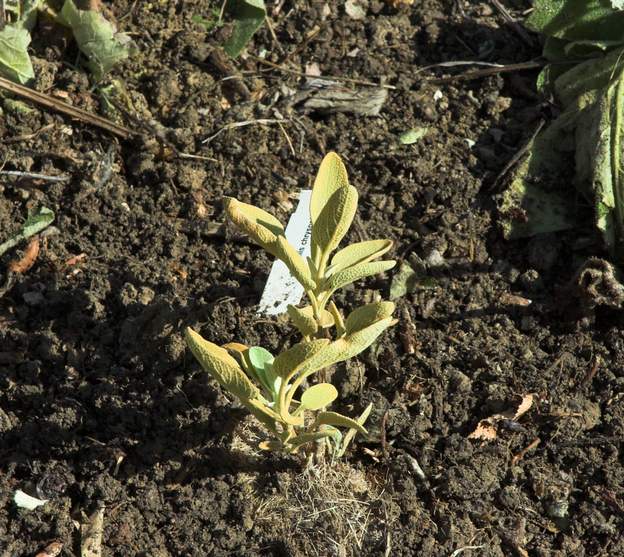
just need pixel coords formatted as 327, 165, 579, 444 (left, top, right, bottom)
428, 60, 543, 84
0, 76, 133, 139
511, 437, 540, 465
489, 118, 545, 191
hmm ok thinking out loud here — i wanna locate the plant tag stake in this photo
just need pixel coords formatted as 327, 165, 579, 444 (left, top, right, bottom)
258, 190, 312, 315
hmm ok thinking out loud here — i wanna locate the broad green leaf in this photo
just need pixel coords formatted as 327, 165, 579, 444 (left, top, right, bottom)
0, 26, 34, 84
573, 68, 624, 252
274, 236, 316, 290
345, 301, 395, 335
60, 0, 136, 81
527, 0, 624, 43
223, 0, 266, 58
225, 197, 284, 255
248, 346, 276, 391
554, 45, 624, 107
310, 152, 349, 225
315, 411, 368, 434
322, 260, 396, 298
300, 383, 338, 410
338, 403, 373, 457
0, 207, 54, 257
287, 430, 335, 451
185, 327, 259, 400
248, 346, 274, 372
328, 239, 393, 276
272, 339, 330, 379
311, 185, 358, 263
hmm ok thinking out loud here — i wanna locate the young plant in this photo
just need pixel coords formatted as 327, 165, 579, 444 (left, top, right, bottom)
185, 153, 396, 455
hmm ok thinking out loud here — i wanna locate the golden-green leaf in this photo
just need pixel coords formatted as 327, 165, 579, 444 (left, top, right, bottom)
315, 411, 368, 434
300, 383, 338, 410
310, 152, 349, 225
312, 185, 358, 264
345, 301, 395, 335
287, 430, 336, 451
185, 327, 259, 400
322, 260, 396, 298
299, 316, 396, 380
287, 304, 318, 336
328, 239, 393, 276
274, 236, 316, 290
272, 339, 331, 379
338, 403, 373, 457
224, 197, 283, 256
287, 305, 334, 336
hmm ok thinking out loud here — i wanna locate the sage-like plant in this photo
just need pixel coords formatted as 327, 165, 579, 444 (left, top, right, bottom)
185, 153, 397, 455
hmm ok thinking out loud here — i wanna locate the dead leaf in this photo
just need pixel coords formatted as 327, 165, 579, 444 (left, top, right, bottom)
513, 393, 534, 420
386, 0, 414, 5
468, 394, 536, 440
9, 236, 39, 274
468, 420, 498, 440
65, 253, 88, 267
35, 541, 63, 557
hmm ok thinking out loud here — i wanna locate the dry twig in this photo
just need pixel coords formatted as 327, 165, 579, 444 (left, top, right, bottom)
0, 76, 133, 139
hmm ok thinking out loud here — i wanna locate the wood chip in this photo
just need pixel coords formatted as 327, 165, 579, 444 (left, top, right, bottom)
8, 236, 40, 274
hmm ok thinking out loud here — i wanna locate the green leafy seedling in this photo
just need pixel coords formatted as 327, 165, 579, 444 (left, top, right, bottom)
186, 153, 397, 456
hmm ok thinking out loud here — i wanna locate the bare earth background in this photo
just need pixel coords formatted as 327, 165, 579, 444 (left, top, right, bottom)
1, 1, 623, 555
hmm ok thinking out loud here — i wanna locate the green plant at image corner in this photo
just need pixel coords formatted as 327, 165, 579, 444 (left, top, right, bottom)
185, 153, 397, 456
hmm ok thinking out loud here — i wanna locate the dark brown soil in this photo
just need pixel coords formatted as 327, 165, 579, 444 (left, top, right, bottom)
2, 1, 624, 556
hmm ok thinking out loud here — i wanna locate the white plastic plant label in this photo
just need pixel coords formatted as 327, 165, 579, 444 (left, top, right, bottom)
258, 190, 312, 315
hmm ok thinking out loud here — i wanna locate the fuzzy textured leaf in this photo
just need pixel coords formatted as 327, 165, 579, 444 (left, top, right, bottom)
287, 430, 336, 451
274, 235, 316, 290
527, 0, 624, 43
310, 152, 349, 224
225, 197, 284, 255
345, 301, 395, 335
185, 327, 259, 400
312, 185, 358, 263
0, 26, 34, 84
286, 305, 334, 336
338, 403, 373, 457
323, 260, 396, 298
272, 339, 331, 379
328, 239, 393, 276
300, 383, 338, 410
292, 315, 397, 385
315, 411, 368, 434
61, 0, 136, 80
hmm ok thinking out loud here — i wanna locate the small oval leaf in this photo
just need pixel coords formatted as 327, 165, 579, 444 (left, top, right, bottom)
345, 301, 395, 335
224, 197, 283, 255
310, 152, 349, 225
323, 260, 396, 298
328, 239, 393, 276
300, 383, 338, 410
